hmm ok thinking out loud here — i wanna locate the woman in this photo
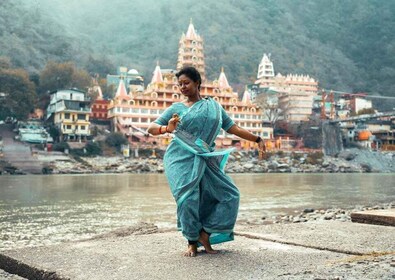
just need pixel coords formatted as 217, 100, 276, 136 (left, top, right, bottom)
147, 66, 266, 257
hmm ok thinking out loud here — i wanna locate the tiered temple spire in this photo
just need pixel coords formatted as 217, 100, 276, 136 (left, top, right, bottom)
115, 78, 128, 98
151, 61, 164, 84
217, 67, 231, 89
176, 18, 206, 81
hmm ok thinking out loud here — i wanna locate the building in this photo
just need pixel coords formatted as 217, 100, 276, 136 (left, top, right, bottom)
107, 67, 144, 93
90, 86, 110, 122
107, 21, 265, 149
46, 89, 91, 142
338, 93, 373, 115
177, 19, 206, 81
254, 53, 318, 122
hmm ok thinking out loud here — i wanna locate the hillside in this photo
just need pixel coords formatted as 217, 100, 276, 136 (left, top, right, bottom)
1, 0, 394, 103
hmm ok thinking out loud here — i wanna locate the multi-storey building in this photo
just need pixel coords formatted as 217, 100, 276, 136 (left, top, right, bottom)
46, 89, 91, 141
254, 53, 318, 122
177, 19, 206, 81
108, 21, 264, 149
90, 86, 110, 122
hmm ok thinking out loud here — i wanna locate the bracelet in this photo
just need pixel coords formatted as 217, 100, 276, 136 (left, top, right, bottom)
159, 126, 165, 134
165, 126, 170, 133
255, 136, 262, 143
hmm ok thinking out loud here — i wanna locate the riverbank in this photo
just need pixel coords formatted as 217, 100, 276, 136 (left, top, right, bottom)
40, 147, 395, 175
1, 123, 394, 175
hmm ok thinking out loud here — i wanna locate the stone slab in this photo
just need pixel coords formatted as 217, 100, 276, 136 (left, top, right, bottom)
0, 231, 345, 280
1, 222, 395, 280
235, 220, 395, 255
351, 209, 395, 226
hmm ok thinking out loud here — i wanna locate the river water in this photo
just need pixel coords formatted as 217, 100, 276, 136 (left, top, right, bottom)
0, 173, 394, 251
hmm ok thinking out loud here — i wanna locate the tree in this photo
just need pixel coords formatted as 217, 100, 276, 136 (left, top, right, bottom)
0, 68, 37, 120
105, 132, 128, 150
255, 91, 288, 131
38, 61, 92, 94
85, 55, 115, 78
0, 57, 12, 69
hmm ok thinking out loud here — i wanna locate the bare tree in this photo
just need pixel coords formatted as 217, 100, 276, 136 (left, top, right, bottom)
255, 91, 288, 130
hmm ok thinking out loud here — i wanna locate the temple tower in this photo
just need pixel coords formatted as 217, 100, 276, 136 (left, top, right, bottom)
176, 19, 206, 81
257, 53, 275, 80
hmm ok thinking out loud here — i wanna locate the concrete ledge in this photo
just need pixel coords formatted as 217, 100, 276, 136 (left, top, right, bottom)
0, 254, 63, 280
351, 209, 395, 226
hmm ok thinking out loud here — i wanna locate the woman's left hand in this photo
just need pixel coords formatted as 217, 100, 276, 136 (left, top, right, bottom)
167, 114, 180, 133
258, 139, 266, 159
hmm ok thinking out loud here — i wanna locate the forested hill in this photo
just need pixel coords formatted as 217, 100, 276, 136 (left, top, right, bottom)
1, 0, 394, 99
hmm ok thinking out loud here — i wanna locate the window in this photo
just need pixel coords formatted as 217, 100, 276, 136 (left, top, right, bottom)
64, 113, 70, 119
80, 125, 86, 130
66, 125, 72, 130
77, 114, 85, 120
263, 132, 269, 137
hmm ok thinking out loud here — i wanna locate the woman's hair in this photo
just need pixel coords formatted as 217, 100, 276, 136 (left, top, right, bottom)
176, 66, 201, 90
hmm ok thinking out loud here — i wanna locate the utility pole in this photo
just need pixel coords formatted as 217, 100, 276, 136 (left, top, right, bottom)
321, 90, 326, 120
330, 91, 335, 120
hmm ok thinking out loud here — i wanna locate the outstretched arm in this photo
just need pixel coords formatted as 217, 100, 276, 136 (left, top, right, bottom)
227, 124, 266, 151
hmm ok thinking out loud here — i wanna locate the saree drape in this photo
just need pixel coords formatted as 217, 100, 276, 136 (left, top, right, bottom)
163, 98, 239, 244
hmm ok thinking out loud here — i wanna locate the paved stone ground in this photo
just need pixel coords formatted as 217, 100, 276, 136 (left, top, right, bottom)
1, 221, 394, 280
0, 269, 26, 279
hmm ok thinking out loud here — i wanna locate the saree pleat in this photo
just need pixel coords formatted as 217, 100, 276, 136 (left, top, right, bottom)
164, 98, 239, 244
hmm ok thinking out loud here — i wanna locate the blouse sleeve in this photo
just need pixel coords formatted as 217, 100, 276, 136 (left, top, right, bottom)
220, 105, 235, 131
154, 104, 177, 125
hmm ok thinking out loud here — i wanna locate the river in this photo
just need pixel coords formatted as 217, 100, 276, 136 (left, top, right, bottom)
0, 173, 394, 251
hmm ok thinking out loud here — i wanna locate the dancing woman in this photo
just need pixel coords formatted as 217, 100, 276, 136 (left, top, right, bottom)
147, 66, 266, 257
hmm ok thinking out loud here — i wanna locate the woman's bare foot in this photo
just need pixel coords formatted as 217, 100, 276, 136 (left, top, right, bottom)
198, 230, 218, 254
184, 244, 197, 257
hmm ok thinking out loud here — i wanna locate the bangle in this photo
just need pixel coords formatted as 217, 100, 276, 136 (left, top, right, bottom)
159, 126, 164, 134
165, 126, 170, 133
255, 136, 262, 143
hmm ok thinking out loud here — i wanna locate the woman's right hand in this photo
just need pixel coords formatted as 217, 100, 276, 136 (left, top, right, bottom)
167, 114, 180, 133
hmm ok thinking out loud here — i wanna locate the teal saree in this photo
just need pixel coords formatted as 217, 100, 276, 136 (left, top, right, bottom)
155, 97, 239, 244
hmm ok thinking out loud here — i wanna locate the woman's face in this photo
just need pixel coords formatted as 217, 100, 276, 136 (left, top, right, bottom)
178, 74, 199, 97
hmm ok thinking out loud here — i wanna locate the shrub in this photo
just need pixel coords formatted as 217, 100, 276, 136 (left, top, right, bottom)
291, 152, 303, 160
105, 132, 128, 149
276, 150, 285, 157
53, 142, 70, 152
85, 141, 102, 156
306, 151, 324, 165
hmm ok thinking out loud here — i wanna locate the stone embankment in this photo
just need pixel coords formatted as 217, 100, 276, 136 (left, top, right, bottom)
43, 148, 395, 175
1, 145, 394, 175
252, 202, 395, 225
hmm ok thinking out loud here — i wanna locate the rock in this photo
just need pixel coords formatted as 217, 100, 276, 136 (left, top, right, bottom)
303, 208, 315, 213
338, 150, 357, 161
321, 161, 330, 167
243, 163, 254, 170
268, 161, 279, 169
360, 162, 372, 172
277, 163, 289, 169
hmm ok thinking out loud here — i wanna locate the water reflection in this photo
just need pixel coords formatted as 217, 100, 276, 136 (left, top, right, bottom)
0, 173, 394, 250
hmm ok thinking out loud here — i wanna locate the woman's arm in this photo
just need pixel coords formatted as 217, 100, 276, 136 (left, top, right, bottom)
227, 124, 266, 151
147, 123, 164, 136
227, 124, 260, 142
147, 115, 180, 136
